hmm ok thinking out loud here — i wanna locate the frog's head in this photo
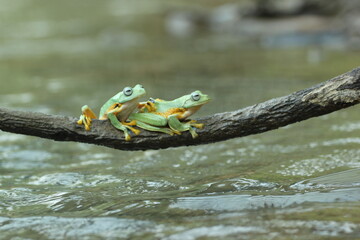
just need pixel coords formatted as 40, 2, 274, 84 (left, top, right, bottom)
118, 84, 146, 103
182, 90, 210, 108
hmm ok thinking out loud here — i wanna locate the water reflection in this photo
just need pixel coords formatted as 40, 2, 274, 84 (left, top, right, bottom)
291, 168, 360, 190
171, 188, 360, 211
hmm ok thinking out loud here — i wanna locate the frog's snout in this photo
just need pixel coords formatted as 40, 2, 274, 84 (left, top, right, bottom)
204, 94, 211, 102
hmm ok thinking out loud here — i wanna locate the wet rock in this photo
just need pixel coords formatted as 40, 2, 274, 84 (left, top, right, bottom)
255, 0, 341, 17
301, 0, 342, 15
256, 0, 305, 17
211, 14, 341, 39
343, 0, 360, 49
164, 0, 358, 48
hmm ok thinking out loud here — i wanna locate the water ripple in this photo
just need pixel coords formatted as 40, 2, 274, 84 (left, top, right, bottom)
0, 216, 157, 239
170, 188, 360, 212
28, 173, 122, 187
276, 149, 360, 176
166, 225, 265, 240
290, 168, 360, 190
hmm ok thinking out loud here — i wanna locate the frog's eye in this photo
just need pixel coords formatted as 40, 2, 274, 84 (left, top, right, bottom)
191, 92, 201, 101
123, 87, 133, 96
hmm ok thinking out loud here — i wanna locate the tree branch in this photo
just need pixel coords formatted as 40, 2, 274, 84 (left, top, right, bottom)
1, 67, 360, 151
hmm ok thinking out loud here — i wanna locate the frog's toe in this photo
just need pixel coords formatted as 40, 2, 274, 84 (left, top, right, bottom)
77, 115, 91, 130
127, 126, 141, 136
121, 121, 141, 135
124, 130, 132, 141
85, 116, 92, 125
78, 105, 97, 131
145, 101, 157, 112
77, 116, 83, 125
84, 116, 93, 131
191, 123, 204, 129
188, 120, 204, 129
171, 129, 182, 135
189, 127, 199, 138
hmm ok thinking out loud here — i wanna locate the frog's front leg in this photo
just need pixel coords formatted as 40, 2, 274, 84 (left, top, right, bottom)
107, 108, 140, 141
137, 99, 157, 113
129, 113, 177, 135
168, 114, 203, 138
77, 105, 97, 131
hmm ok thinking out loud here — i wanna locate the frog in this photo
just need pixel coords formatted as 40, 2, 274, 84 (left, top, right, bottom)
77, 84, 146, 141
128, 90, 210, 138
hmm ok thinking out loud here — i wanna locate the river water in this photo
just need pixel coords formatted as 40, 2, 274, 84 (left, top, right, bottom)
0, 1, 360, 239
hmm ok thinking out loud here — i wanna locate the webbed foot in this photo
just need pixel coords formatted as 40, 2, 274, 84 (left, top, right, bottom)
77, 105, 97, 131
122, 121, 141, 136
138, 99, 157, 113
189, 127, 199, 138
168, 115, 204, 139
145, 100, 157, 112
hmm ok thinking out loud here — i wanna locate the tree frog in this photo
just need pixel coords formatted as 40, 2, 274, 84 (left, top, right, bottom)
129, 91, 210, 138
77, 84, 146, 141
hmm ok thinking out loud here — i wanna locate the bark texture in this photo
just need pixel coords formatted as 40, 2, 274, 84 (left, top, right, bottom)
0, 67, 359, 151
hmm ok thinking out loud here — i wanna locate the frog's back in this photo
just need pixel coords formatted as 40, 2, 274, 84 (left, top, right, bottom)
154, 99, 181, 113
150, 99, 185, 118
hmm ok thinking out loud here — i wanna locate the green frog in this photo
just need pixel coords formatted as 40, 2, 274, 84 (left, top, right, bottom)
129, 91, 210, 138
77, 84, 146, 141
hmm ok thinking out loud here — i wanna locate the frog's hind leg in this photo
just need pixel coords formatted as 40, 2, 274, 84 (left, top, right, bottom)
107, 113, 131, 141
107, 108, 141, 141
168, 114, 202, 138
129, 113, 178, 135
122, 120, 137, 126
77, 105, 98, 131
136, 121, 177, 135
121, 120, 141, 136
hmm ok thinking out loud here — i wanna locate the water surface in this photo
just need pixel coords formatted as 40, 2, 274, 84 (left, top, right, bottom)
0, 0, 360, 239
